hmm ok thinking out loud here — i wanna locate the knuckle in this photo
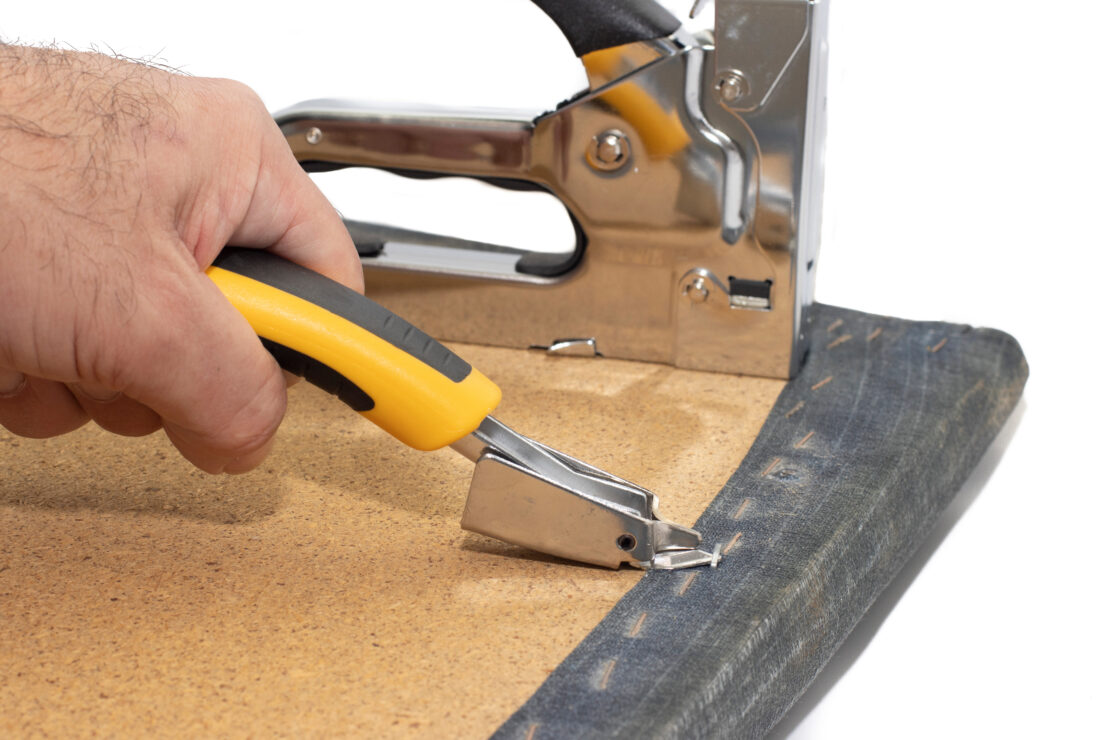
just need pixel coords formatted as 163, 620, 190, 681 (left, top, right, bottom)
205, 375, 285, 464
216, 420, 278, 462
205, 77, 267, 116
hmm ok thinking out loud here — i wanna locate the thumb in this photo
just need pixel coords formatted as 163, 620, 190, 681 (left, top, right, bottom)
117, 252, 287, 474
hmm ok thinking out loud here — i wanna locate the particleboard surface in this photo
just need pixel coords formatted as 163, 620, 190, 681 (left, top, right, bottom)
0, 345, 783, 738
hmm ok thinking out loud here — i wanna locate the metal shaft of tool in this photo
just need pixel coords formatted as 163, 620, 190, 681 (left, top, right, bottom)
453, 417, 654, 516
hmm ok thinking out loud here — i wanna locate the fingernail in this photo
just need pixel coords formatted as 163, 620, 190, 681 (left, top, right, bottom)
72, 382, 121, 403
0, 370, 27, 398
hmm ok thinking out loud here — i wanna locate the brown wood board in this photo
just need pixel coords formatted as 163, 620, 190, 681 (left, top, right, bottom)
0, 344, 784, 737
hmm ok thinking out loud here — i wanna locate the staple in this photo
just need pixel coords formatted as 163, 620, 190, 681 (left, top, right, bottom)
762, 458, 783, 477
598, 659, 617, 690
723, 531, 744, 555
732, 497, 752, 520
525, 724, 540, 740
826, 334, 852, 349
627, 612, 648, 638
794, 431, 815, 449
630, 612, 648, 639
930, 337, 949, 353
958, 379, 986, 407
784, 401, 805, 419
810, 376, 833, 391
827, 318, 844, 332
867, 327, 883, 342
678, 573, 697, 596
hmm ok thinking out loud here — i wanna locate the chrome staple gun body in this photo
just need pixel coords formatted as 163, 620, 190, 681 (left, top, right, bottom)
275, 0, 829, 380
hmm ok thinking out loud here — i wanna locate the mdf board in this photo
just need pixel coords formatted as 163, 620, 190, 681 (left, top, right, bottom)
0, 342, 784, 737
0, 305, 1027, 737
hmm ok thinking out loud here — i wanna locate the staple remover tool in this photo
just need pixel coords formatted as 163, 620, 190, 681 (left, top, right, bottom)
207, 248, 718, 570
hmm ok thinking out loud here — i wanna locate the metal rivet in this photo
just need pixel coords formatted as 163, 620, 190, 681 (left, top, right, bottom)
716, 70, 750, 104
587, 130, 631, 172
616, 534, 637, 551
682, 276, 710, 303
305, 127, 323, 145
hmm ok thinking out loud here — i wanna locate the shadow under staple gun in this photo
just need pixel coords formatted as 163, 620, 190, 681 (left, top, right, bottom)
211, 0, 831, 570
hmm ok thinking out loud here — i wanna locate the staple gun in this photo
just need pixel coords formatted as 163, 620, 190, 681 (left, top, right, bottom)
276, 0, 828, 379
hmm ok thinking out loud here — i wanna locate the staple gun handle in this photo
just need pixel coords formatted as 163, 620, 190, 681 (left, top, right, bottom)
280, 107, 538, 185
275, 0, 682, 185
205, 248, 502, 451
530, 0, 681, 57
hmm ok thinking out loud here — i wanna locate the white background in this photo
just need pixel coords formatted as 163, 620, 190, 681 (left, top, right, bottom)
3, 1, 1107, 737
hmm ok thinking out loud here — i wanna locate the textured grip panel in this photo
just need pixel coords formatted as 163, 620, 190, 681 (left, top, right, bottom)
531, 0, 681, 57
260, 338, 374, 413
213, 248, 471, 383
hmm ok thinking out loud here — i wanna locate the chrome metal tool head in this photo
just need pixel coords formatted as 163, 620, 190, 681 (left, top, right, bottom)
452, 417, 718, 570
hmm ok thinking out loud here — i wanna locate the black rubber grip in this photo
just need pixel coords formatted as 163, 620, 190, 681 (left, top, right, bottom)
531, 0, 682, 57
259, 338, 374, 412
213, 248, 472, 383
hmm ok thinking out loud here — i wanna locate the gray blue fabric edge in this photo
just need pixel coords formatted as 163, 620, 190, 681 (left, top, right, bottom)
492, 304, 1029, 739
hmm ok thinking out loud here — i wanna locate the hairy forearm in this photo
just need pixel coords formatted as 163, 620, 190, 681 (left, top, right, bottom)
0, 43, 177, 144
0, 44, 180, 230
0, 45, 178, 377
0, 43, 360, 472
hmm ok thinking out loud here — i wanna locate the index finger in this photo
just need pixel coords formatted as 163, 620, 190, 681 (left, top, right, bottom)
224, 107, 364, 294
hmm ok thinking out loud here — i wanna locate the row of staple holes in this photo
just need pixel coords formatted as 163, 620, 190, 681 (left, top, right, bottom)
526, 316, 955, 732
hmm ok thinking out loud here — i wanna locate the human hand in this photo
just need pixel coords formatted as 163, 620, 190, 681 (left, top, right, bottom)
0, 45, 364, 473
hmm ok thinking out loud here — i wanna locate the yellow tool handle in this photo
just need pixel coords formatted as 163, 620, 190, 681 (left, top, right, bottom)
206, 248, 502, 451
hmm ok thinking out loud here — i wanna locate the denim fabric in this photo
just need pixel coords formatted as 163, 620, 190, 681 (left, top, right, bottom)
493, 304, 1027, 739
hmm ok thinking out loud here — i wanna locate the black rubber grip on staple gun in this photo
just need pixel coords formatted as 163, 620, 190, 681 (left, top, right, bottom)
531, 0, 682, 57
